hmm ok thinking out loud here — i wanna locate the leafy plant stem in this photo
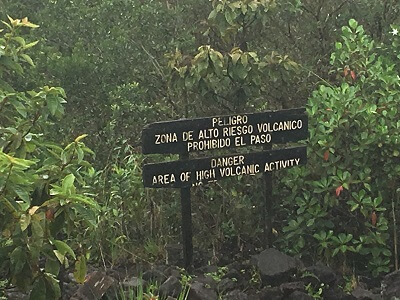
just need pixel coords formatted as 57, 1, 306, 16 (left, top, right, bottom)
393, 193, 398, 270
60, 146, 76, 172
3, 109, 41, 153
0, 164, 18, 216
0, 164, 13, 200
0, 96, 9, 113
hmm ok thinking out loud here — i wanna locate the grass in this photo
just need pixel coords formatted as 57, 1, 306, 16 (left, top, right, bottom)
112, 278, 190, 300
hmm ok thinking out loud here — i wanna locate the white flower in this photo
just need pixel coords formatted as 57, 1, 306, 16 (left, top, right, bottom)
42, 174, 49, 180
392, 28, 399, 36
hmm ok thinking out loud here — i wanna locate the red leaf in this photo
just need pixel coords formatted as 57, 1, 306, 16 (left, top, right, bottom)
336, 185, 343, 197
371, 211, 377, 227
323, 150, 329, 161
350, 70, 356, 80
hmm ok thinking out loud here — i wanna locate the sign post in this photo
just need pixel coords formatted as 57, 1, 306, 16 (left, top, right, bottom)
141, 108, 308, 269
263, 144, 273, 248
179, 152, 193, 269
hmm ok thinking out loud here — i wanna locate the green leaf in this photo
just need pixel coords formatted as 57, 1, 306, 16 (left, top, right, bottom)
13, 36, 25, 46
224, 9, 236, 25
53, 250, 65, 264
231, 53, 241, 65
70, 195, 99, 210
44, 273, 61, 299
31, 217, 44, 240
74, 134, 88, 143
14, 185, 30, 203
46, 97, 59, 115
0, 56, 23, 74
74, 255, 87, 284
208, 9, 217, 20
62, 174, 75, 193
30, 277, 46, 300
45, 258, 60, 276
1, 20, 12, 29
306, 219, 315, 227
234, 63, 247, 80
53, 240, 76, 260
23, 40, 39, 49
241, 54, 248, 67
10, 246, 26, 274
9, 97, 27, 118
20, 54, 35, 66
19, 213, 31, 231
349, 19, 358, 29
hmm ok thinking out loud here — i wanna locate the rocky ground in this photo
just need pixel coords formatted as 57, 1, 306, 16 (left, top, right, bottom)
4, 248, 400, 299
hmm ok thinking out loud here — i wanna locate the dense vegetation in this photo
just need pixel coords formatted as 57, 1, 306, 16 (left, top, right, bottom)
0, 0, 399, 298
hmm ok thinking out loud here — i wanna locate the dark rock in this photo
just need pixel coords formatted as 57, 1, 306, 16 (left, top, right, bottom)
105, 266, 130, 282
164, 266, 181, 278
252, 248, 298, 284
382, 270, 400, 298
217, 278, 236, 293
223, 266, 245, 288
224, 267, 242, 280
305, 263, 337, 285
6, 288, 28, 300
62, 282, 79, 300
257, 286, 283, 300
222, 290, 248, 300
159, 276, 182, 298
71, 271, 114, 300
287, 291, 314, 299
358, 276, 381, 290
294, 256, 305, 270
371, 287, 381, 295
324, 287, 356, 300
279, 281, 305, 295
142, 268, 166, 284
351, 286, 381, 300
226, 261, 242, 271
194, 275, 217, 290
122, 277, 146, 289
196, 265, 218, 274
188, 282, 218, 300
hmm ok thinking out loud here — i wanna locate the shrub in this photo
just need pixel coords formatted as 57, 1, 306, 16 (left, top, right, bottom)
280, 19, 400, 276
0, 17, 98, 298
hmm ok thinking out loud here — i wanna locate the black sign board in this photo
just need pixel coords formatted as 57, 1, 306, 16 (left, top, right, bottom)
141, 108, 308, 270
142, 108, 308, 154
143, 146, 307, 188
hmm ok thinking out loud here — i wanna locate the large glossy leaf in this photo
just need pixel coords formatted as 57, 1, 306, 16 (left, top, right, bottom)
74, 255, 87, 284
30, 277, 46, 300
53, 240, 76, 260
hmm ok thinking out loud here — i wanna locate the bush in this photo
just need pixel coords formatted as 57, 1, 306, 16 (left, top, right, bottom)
280, 19, 400, 276
0, 17, 98, 298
